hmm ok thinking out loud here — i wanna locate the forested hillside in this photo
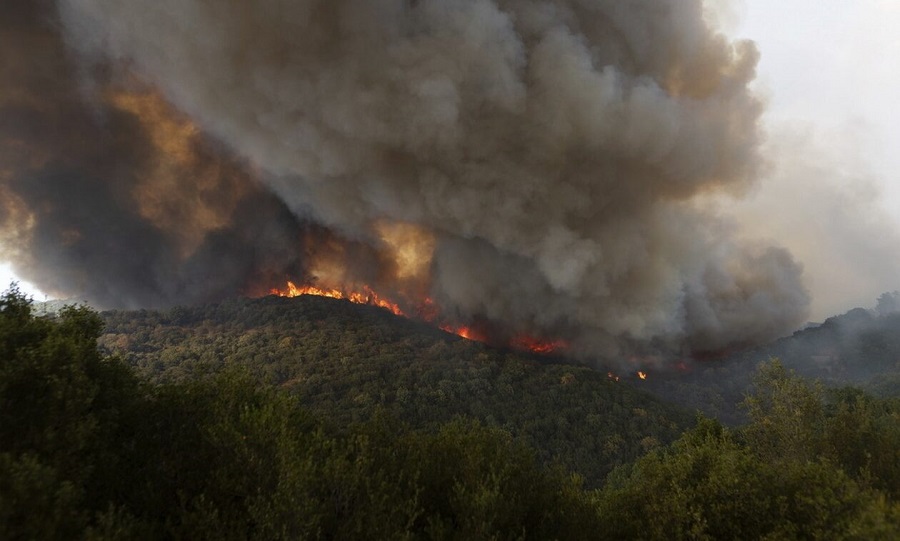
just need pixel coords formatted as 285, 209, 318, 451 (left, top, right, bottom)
647, 294, 900, 424
4, 288, 899, 539
99, 294, 692, 487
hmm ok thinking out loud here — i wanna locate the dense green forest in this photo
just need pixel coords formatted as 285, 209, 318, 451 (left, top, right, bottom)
3, 288, 900, 539
99, 295, 693, 487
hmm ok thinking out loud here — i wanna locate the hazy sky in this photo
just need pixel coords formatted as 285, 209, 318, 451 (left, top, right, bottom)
722, 0, 900, 318
3, 1, 900, 319
1, 263, 43, 298
734, 0, 900, 206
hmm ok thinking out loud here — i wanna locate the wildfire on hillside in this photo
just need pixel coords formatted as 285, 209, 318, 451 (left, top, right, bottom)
269, 280, 568, 356
270, 281, 404, 316
3, 1, 814, 365
510, 335, 570, 355
438, 324, 487, 343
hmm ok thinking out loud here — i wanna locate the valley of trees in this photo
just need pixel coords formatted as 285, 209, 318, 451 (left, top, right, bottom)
3, 288, 900, 539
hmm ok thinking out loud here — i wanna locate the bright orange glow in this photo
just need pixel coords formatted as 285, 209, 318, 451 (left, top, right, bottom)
270, 281, 404, 316
269, 281, 567, 355
438, 324, 491, 344
416, 297, 440, 321
107, 89, 247, 258
637, 371, 648, 380
441, 324, 473, 340
374, 221, 435, 281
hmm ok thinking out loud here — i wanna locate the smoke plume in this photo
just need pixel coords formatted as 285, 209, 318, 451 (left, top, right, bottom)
0, 0, 391, 309
1, 0, 811, 356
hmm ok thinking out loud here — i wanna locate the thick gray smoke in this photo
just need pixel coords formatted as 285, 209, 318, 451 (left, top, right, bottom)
5, 0, 810, 355
0, 0, 389, 308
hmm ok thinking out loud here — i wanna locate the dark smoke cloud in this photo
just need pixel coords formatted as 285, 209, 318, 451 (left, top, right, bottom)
0, 0, 352, 308
4, 0, 811, 355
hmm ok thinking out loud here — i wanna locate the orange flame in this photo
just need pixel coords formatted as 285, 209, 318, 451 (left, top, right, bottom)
440, 324, 475, 340
438, 324, 497, 344
637, 371, 648, 380
270, 281, 404, 316
269, 280, 568, 355
607, 372, 620, 382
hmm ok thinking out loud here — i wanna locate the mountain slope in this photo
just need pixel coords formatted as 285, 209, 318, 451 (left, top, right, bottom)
646, 302, 900, 423
100, 295, 693, 487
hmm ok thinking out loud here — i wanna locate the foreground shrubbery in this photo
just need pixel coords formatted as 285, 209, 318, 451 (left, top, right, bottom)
597, 362, 900, 540
1, 289, 599, 538
2, 289, 898, 539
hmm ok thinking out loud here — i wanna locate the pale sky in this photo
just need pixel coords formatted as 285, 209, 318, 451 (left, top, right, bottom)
722, 0, 900, 318
0, 263, 44, 299
3, 1, 900, 317
734, 0, 900, 209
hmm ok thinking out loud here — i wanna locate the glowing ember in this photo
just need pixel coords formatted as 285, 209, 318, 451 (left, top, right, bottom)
637, 371, 648, 380
607, 372, 620, 382
416, 297, 441, 321
509, 335, 569, 355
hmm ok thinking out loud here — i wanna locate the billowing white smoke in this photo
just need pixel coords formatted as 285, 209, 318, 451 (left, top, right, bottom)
58, 0, 809, 354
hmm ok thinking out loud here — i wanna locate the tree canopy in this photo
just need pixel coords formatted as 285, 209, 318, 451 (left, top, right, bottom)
3, 289, 899, 539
